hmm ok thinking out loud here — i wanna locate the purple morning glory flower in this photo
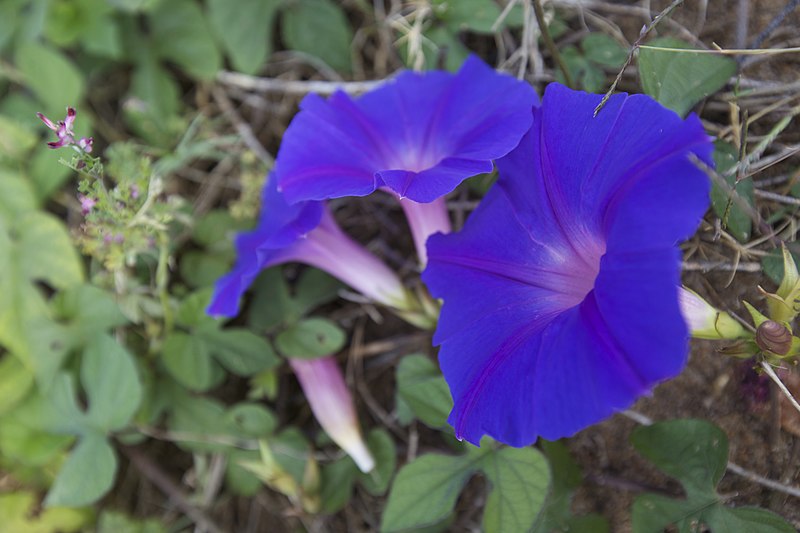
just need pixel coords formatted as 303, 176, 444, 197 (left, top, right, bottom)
423, 84, 714, 446
207, 176, 409, 317
274, 56, 538, 264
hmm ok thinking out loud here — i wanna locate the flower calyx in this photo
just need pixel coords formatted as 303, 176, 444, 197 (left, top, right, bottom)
742, 301, 800, 361
762, 244, 800, 324
678, 286, 744, 340
755, 320, 793, 356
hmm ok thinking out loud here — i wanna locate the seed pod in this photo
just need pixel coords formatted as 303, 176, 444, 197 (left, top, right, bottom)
755, 320, 793, 355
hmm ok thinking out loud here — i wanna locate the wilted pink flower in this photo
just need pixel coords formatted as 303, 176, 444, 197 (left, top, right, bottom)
289, 356, 375, 473
37, 107, 93, 153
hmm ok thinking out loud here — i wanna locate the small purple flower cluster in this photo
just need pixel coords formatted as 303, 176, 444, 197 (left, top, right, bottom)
209, 57, 713, 447
38, 107, 93, 153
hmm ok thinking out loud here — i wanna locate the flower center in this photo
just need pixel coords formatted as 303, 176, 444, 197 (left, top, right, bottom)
548, 233, 606, 309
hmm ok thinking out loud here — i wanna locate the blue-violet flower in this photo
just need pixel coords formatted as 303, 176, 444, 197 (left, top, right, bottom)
207, 176, 408, 317
423, 84, 714, 446
274, 56, 537, 264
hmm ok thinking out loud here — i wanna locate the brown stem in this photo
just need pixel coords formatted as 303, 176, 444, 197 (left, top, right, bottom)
532, 0, 574, 88
120, 445, 227, 533
593, 0, 686, 116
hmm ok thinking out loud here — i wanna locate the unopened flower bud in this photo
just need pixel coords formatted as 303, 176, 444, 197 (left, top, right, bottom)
678, 287, 744, 340
755, 320, 792, 355
289, 356, 375, 473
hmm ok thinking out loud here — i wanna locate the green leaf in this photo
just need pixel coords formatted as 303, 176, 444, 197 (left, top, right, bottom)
27, 143, 74, 201
396, 354, 453, 428
15, 0, 49, 43
175, 288, 218, 330
81, 13, 123, 59
0, 170, 36, 215
225, 449, 264, 496
207, 0, 280, 74
631, 419, 795, 533
275, 318, 347, 359
45, 0, 108, 47
248, 268, 295, 330
14, 42, 86, 114
271, 427, 311, 484
726, 507, 800, 532
382, 452, 481, 532
12, 212, 84, 289
632, 419, 726, 498
402, 26, 469, 72
293, 269, 342, 316
161, 332, 215, 391
582, 33, 627, 68
45, 433, 117, 507
200, 327, 281, 376
0, 412, 73, 467
358, 428, 396, 496
555, 45, 588, 88
0, 115, 37, 166
247, 268, 342, 331
281, 0, 353, 72
225, 402, 278, 437
710, 141, 754, 242
96, 510, 168, 533
480, 447, 550, 533
52, 284, 128, 346
320, 457, 358, 513
180, 250, 231, 288
81, 334, 142, 432
432, 0, 502, 34
108, 0, 162, 12
638, 37, 737, 117
168, 393, 231, 452
580, 64, 606, 93
763, 246, 800, 285
130, 52, 181, 118
0, 355, 34, 417
532, 440, 609, 532
150, 0, 222, 79
0, 210, 83, 383
0, 491, 90, 533
192, 209, 250, 249
0, 2, 19, 51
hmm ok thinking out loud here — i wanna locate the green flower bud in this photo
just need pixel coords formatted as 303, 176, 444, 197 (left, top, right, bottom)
678, 287, 744, 339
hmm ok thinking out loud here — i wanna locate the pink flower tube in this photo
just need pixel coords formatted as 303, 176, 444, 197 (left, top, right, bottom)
289, 356, 375, 473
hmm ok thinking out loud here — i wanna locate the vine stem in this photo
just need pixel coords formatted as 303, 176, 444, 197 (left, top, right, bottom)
761, 361, 800, 415
593, 0, 685, 116
531, 0, 574, 88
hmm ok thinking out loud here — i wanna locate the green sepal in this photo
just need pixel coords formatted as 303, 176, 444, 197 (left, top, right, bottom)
766, 244, 800, 323
743, 301, 769, 328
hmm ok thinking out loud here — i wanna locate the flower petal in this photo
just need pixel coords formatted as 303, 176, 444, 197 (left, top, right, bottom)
379, 158, 493, 202
425, 190, 585, 343
260, 175, 324, 248
592, 248, 688, 383
276, 92, 384, 202
602, 132, 712, 252
207, 176, 323, 316
206, 232, 300, 316
276, 56, 537, 204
